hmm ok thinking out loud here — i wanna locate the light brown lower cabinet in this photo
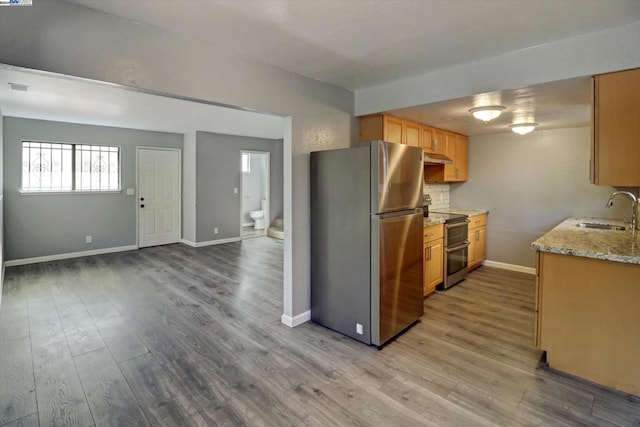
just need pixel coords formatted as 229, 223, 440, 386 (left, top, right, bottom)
423, 224, 444, 296
467, 214, 487, 270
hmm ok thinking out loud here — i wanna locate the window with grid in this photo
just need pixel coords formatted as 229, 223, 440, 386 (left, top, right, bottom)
22, 141, 120, 192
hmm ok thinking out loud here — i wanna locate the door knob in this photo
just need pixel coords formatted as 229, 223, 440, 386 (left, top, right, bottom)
140, 204, 145, 208
140, 197, 145, 201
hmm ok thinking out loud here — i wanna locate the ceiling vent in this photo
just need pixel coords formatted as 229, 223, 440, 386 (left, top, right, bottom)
8, 83, 30, 92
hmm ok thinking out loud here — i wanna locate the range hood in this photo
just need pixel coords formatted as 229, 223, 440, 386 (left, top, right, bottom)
424, 152, 453, 165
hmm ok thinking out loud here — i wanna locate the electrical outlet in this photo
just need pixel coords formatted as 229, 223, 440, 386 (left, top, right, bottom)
214, 227, 219, 235
85, 235, 92, 244
356, 323, 363, 335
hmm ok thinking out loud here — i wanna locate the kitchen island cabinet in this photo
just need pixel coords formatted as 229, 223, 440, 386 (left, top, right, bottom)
423, 223, 444, 296
591, 67, 640, 186
531, 217, 640, 396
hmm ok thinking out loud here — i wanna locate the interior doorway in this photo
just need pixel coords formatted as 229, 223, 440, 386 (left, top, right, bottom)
240, 150, 270, 239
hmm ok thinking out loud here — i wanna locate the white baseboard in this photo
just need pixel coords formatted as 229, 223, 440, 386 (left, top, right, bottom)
281, 310, 311, 327
4, 245, 138, 267
483, 260, 536, 275
180, 239, 197, 247
181, 237, 242, 248
242, 222, 254, 227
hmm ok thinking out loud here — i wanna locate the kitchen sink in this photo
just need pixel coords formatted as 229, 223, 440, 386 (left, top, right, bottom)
576, 222, 626, 231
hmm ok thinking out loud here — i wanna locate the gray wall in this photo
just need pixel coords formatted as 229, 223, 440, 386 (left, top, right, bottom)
3, 117, 183, 260
195, 132, 283, 242
0, 0, 354, 319
355, 22, 640, 115
182, 132, 197, 242
0, 109, 3, 303
0, 0, 636, 319
450, 127, 633, 268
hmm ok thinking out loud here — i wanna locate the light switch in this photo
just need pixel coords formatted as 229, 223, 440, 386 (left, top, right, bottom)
233, 187, 238, 194
126, 188, 135, 196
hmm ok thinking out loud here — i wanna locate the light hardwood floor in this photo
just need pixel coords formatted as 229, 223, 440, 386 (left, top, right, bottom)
0, 237, 638, 426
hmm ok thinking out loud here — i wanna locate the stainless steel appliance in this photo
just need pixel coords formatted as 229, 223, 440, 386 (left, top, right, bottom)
430, 212, 469, 289
310, 141, 424, 347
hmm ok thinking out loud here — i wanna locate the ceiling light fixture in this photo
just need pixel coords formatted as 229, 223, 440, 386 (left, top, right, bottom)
510, 123, 538, 135
469, 106, 505, 122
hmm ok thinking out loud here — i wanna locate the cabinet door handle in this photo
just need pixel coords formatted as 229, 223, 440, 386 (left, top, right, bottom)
434, 140, 438, 152
477, 230, 480, 241
428, 246, 432, 260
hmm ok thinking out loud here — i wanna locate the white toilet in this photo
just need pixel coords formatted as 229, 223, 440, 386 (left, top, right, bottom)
249, 199, 267, 230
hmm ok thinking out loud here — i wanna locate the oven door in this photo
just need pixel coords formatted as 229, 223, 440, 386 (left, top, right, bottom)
445, 220, 469, 246
443, 241, 470, 289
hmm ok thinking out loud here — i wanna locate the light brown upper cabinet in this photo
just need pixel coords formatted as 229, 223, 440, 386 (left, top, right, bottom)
455, 134, 468, 181
383, 115, 404, 144
422, 126, 434, 153
359, 114, 421, 146
360, 115, 468, 182
592, 68, 640, 186
422, 125, 446, 155
433, 128, 446, 155
444, 132, 458, 181
425, 132, 468, 182
405, 121, 421, 147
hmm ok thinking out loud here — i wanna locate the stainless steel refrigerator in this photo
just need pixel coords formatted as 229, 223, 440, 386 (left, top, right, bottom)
310, 140, 424, 347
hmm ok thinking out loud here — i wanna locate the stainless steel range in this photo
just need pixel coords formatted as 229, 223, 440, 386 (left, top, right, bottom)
429, 212, 469, 289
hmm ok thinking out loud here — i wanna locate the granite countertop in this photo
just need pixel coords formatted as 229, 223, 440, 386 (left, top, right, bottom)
423, 216, 446, 227
531, 217, 640, 265
430, 207, 489, 217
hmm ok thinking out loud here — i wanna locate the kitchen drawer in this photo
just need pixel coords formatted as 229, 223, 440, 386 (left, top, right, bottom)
470, 214, 487, 228
423, 224, 444, 242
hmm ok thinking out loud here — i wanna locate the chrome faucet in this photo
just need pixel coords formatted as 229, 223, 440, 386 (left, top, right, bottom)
606, 191, 639, 231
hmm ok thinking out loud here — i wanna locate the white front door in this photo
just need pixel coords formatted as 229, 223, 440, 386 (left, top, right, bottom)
137, 148, 181, 248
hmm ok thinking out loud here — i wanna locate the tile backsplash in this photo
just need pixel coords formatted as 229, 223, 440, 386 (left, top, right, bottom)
424, 183, 449, 209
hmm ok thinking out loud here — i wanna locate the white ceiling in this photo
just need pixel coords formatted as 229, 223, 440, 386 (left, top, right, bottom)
62, 0, 640, 91
0, 67, 285, 139
4, 1, 639, 136
388, 77, 592, 136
